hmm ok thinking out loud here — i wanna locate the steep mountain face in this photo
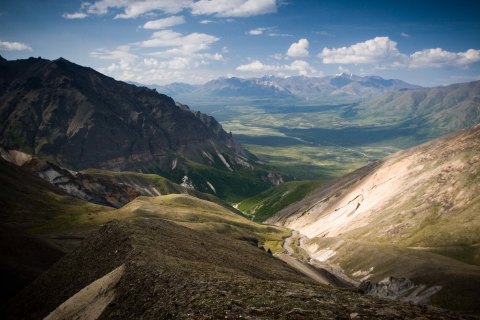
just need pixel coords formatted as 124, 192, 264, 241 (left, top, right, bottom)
155, 73, 419, 103
267, 125, 480, 312
0, 57, 281, 199
0, 57, 251, 171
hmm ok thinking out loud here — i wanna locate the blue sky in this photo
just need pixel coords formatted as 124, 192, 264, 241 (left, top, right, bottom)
1, 0, 479, 86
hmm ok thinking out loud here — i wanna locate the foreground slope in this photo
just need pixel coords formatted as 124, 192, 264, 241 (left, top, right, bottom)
2, 219, 464, 320
0, 155, 288, 302
267, 125, 480, 312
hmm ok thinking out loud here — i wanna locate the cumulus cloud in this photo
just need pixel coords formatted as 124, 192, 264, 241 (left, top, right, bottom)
236, 59, 316, 76
287, 38, 309, 57
140, 29, 219, 55
143, 16, 185, 29
66, 0, 277, 19
62, 12, 88, 19
84, 0, 192, 19
409, 48, 480, 68
90, 46, 138, 64
0, 40, 32, 51
191, 0, 277, 17
247, 27, 268, 36
320, 36, 480, 69
90, 29, 224, 84
320, 37, 406, 66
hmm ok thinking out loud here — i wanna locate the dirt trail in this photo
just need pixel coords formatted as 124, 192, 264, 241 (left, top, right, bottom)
276, 230, 356, 288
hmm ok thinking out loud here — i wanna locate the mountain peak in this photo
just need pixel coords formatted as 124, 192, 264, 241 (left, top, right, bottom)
334, 71, 353, 78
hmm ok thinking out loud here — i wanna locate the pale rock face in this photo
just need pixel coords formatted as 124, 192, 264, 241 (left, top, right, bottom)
268, 125, 480, 245
181, 176, 195, 189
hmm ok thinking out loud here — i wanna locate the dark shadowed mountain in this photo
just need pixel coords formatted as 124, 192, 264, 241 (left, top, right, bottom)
0, 56, 283, 200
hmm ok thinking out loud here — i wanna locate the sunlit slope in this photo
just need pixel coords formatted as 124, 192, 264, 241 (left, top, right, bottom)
268, 124, 480, 249
89, 194, 290, 253
267, 125, 480, 312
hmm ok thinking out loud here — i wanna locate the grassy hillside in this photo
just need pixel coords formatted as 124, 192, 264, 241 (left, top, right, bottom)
0, 158, 109, 239
84, 194, 291, 254
238, 180, 327, 222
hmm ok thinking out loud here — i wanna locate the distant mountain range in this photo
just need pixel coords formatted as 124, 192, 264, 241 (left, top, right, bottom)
0, 56, 282, 199
153, 73, 420, 103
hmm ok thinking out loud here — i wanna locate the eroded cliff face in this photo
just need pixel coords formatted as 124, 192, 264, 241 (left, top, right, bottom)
267, 124, 480, 247
266, 125, 480, 313
0, 57, 253, 173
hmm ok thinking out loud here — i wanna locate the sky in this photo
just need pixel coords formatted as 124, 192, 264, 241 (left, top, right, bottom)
1, 0, 480, 86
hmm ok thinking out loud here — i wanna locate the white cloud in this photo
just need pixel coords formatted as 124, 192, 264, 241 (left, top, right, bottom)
409, 48, 480, 68
90, 47, 138, 69
0, 40, 32, 51
199, 19, 214, 24
140, 29, 219, 55
143, 16, 185, 29
62, 12, 88, 19
236, 59, 316, 76
400, 32, 410, 38
191, 0, 277, 17
85, 0, 192, 19
320, 36, 480, 69
67, 0, 277, 19
90, 30, 224, 84
237, 60, 277, 72
271, 53, 283, 60
247, 27, 268, 36
320, 37, 406, 66
287, 38, 309, 57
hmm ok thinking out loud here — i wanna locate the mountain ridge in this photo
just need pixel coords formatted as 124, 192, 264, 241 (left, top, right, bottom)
153, 73, 420, 102
0, 56, 283, 200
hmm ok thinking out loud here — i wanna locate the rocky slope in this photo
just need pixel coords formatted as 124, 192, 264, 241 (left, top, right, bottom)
0, 56, 281, 199
2, 219, 466, 320
267, 125, 480, 313
0, 146, 231, 209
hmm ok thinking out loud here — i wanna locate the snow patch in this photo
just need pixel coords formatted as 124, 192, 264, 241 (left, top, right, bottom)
181, 176, 194, 189
216, 152, 233, 171
206, 181, 216, 193
171, 158, 177, 170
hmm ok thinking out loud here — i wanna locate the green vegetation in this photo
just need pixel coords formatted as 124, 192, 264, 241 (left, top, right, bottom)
0, 160, 110, 238
87, 194, 291, 254
238, 180, 327, 222
150, 159, 278, 203
1, 158, 290, 253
